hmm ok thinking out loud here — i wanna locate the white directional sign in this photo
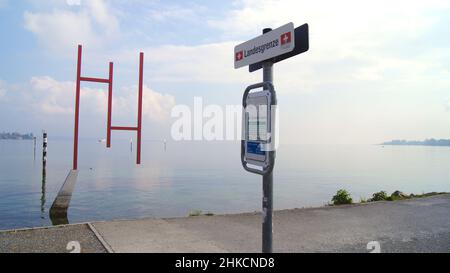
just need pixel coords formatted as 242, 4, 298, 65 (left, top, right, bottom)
234, 22, 295, 69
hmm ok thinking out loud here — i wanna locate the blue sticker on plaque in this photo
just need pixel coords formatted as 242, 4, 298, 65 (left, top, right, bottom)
247, 141, 265, 155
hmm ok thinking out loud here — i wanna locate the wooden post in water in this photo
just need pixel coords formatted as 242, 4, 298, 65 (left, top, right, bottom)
42, 131, 47, 168
41, 161, 46, 218
33, 136, 36, 161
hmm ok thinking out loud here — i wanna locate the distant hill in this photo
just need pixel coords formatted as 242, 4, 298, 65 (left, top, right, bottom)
0, 132, 34, 140
381, 139, 450, 146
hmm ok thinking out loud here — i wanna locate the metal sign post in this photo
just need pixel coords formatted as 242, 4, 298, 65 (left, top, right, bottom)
235, 23, 309, 253
261, 31, 274, 253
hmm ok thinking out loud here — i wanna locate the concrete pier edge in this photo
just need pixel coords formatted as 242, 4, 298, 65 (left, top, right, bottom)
87, 223, 114, 253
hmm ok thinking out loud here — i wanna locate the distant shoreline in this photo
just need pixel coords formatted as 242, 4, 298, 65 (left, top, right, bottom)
0, 139, 34, 140
0, 132, 34, 140
380, 139, 450, 147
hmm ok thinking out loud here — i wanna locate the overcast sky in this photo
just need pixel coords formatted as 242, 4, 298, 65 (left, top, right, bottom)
0, 0, 450, 144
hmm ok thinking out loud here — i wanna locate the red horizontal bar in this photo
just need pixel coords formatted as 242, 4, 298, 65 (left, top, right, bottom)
80, 77, 110, 84
111, 126, 138, 131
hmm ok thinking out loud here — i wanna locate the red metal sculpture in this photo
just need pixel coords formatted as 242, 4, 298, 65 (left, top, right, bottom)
73, 45, 143, 170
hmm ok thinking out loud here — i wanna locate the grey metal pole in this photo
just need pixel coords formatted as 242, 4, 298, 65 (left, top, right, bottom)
262, 27, 274, 253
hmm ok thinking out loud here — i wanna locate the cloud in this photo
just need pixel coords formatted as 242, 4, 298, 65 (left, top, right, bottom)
141, 42, 256, 84
35, 76, 173, 121
23, 0, 119, 53
66, 0, 81, 6
0, 76, 176, 139
26, 76, 106, 115
26, 0, 449, 94
85, 0, 119, 37
113, 85, 176, 123
0, 76, 174, 124
446, 99, 450, 112
86, 0, 447, 98
0, 79, 6, 100
119, 40, 445, 97
205, 0, 450, 94
147, 5, 204, 22
142, 86, 176, 122
208, 0, 450, 39
12, 1, 450, 143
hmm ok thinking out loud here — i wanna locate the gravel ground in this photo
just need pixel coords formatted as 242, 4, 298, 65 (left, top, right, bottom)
0, 224, 107, 253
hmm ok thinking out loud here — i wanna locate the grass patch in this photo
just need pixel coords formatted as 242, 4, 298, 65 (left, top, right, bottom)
188, 210, 215, 217
188, 210, 203, 217
331, 189, 448, 206
410, 192, 449, 199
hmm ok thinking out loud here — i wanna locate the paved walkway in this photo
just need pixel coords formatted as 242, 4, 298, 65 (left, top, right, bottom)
1, 194, 449, 253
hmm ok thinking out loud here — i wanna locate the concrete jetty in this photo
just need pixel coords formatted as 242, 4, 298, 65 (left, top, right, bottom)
1, 194, 449, 253
49, 170, 78, 225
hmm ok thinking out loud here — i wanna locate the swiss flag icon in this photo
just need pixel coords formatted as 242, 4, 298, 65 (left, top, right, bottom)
280, 32, 292, 45
235, 51, 244, 61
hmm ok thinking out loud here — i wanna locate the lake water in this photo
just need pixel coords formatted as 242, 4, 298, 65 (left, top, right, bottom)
1, 139, 450, 230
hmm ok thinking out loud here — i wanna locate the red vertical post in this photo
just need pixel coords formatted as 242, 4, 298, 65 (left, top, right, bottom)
73, 45, 82, 170
136, 52, 144, 165
107, 62, 113, 148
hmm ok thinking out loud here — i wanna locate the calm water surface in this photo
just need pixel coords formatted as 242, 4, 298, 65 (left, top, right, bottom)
1, 139, 449, 230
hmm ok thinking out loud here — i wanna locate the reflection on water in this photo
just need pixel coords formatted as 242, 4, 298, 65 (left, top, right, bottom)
49, 207, 69, 226
41, 167, 46, 219
0, 139, 450, 230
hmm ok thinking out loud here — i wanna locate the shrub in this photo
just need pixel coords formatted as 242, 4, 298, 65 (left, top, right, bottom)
390, 191, 410, 201
332, 189, 353, 205
370, 191, 389, 202
188, 210, 202, 217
